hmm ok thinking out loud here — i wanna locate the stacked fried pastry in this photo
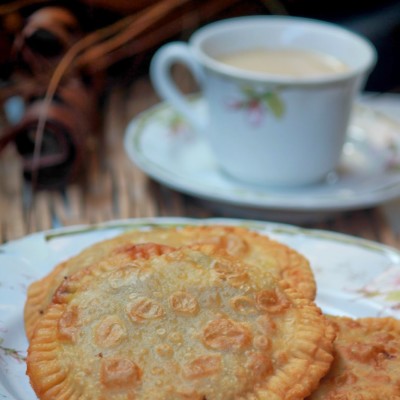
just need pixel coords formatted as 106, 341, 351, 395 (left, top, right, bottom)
24, 225, 400, 399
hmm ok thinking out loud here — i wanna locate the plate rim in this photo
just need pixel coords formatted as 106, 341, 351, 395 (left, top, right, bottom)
3, 216, 400, 259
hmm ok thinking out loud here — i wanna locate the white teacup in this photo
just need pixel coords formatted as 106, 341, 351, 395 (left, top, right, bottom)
150, 16, 377, 187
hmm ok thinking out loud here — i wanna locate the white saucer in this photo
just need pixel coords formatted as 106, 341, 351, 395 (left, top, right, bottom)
124, 96, 400, 221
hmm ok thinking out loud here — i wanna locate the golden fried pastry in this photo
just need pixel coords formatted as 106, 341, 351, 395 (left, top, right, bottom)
27, 247, 334, 400
24, 241, 175, 340
307, 316, 400, 399
24, 225, 316, 340
164, 225, 316, 300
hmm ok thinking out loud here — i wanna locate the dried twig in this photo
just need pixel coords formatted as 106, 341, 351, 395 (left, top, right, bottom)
30, 0, 189, 189
76, 0, 190, 70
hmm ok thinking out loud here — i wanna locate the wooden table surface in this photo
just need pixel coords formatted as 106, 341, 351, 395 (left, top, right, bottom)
1, 76, 400, 249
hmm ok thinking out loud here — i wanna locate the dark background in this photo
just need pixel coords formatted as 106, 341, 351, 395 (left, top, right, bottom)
1, 0, 400, 92
281, 0, 400, 92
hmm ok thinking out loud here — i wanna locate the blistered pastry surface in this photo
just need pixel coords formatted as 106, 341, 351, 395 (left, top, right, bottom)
307, 316, 400, 399
27, 247, 333, 400
24, 225, 315, 340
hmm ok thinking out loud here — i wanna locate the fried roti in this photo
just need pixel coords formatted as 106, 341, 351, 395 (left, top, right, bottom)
307, 316, 400, 399
27, 247, 333, 400
24, 225, 316, 340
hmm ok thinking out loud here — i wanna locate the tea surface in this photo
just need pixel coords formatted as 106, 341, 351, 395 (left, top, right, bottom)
216, 48, 349, 77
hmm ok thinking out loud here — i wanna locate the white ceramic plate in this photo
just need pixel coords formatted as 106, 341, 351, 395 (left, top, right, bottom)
1, 217, 400, 399
124, 97, 400, 219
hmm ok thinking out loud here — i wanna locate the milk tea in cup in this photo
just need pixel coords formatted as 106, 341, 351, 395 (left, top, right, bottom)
150, 16, 377, 187
215, 48, 350, 78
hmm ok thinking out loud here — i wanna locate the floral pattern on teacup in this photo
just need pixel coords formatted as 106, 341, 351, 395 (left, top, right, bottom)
226, 85, 285, 126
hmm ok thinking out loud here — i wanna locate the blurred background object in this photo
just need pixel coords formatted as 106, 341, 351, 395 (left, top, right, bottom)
0, 0, 399, 189
0, 0, 288, 190
282, 0, 400, 93
12, 6, 83, 77
7, 76, 99, 188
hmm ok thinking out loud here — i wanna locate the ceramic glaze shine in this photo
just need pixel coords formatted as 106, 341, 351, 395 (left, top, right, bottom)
216, 48, 349, 77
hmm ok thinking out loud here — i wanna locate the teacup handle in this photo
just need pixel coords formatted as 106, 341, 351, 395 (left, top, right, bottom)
150, 42, 206, 132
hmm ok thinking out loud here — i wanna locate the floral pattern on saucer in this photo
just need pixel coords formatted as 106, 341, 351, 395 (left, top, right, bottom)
386, 139, 400, 171
349, 104, 400, 173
